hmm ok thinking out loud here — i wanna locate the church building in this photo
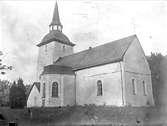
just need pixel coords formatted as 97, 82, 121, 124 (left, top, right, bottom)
27, 1, 155, 107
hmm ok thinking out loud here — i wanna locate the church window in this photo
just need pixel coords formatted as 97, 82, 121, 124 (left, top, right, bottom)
143, 81, 147, 96
97, 80, 102, 96
52, 82, 58, 97
132, 79, 137, 95
42, 83, 46, 98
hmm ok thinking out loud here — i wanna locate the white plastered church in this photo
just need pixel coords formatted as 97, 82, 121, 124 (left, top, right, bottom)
27, 1, 154, 108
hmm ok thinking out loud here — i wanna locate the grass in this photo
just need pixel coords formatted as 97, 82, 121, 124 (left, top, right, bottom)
0, 105, 165, 126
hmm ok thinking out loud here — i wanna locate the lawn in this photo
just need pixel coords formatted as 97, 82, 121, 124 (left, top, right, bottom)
0, 105, 165, 126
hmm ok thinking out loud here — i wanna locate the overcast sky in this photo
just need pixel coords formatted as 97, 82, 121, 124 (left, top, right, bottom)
0, 0, 167, 84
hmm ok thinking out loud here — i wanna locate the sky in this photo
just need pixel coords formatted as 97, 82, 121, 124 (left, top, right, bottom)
0, 0, 167, 84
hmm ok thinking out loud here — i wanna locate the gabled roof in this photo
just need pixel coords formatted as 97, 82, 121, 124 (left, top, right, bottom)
54, 35, 136, 71
34, 82, 40, 92
27, 82, 40, 98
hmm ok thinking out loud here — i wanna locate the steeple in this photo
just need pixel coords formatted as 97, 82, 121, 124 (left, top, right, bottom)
49, 1, 63, 32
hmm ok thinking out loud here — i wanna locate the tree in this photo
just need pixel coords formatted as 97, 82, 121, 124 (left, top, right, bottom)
147, 52, 164, 106
9, 79, 26, 108
0, 51, 12, 75
0, 80, 11, 106
9, 81, 17, 108
17, 78, 26, 108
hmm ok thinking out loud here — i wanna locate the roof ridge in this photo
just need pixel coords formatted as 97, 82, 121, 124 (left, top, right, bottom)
54, 34, 138, 70
55, 48, 91, 62
27, 82, 40, 99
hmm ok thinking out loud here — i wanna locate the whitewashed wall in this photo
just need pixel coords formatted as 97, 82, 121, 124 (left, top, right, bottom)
37, 42, 55, 81
27, 86, 41, 107
37, 41, 73, 80
40, 74, 75, 107
76, 63, 123, 106
40, 74, 63, 107
123, 38, 155, 106
63, 75, 76, 106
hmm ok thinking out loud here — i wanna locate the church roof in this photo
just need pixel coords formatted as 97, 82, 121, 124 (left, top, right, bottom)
42, 65, 75, 75
54, 35, 137, 71
37, 30, 75, 47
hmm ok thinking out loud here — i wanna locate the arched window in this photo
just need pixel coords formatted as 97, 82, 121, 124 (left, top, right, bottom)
97, 80, 102, 96
143, 81, 147, 96
42, 83, 45, 98
132, 79, 137, 95
52, 82, 58, 97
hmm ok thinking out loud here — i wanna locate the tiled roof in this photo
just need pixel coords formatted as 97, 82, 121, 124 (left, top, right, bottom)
54, 35, 136, 71
42, 65, 74, 75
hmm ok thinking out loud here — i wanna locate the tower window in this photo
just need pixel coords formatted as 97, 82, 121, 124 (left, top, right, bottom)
58, 26, 62, 31
132, 79, 137, 95
42, 83, 46, 98
34, 96, 37, 106
97, 80, 102, 96
52, 82, 58, 97
143, 81, 147, 96
63, 45, 65, 52
53, 26, 57, 30
45, 45, 47, 53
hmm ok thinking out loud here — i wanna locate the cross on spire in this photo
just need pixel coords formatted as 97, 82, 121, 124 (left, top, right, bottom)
49, 1, 63, 32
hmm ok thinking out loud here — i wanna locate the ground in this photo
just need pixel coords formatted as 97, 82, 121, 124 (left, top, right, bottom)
0, 105, 166, 126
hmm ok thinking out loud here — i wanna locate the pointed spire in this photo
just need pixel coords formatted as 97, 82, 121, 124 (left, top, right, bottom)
49, 1, 63, 32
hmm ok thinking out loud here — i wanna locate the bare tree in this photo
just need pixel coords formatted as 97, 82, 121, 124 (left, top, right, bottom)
0, 51, 12, 75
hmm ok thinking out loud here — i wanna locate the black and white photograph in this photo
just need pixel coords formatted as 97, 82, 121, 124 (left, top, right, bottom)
0, 0, 167, 125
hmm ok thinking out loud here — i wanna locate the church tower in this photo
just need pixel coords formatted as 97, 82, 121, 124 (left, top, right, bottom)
36, 1, 75, 80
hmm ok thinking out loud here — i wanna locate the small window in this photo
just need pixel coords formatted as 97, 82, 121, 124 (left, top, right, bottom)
63, 45, 65, 52
45, 45, 47, 53
58, 26, 62, 31
132, 79, 137, 95
143, 81, 147, 96
49, 26, 52, 31
97, 80, 102, 96
52, 82, 58, 97
42, 83, 45, 98
52, 25, 57, 30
